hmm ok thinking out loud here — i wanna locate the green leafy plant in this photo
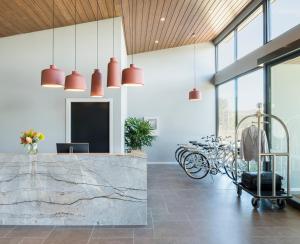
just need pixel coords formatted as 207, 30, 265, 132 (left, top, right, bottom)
125, 117, 155, 151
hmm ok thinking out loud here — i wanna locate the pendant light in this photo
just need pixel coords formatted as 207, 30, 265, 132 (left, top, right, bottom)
91, 0, 104, 97
122, 0, 144, 87
107, 0, 121, 88
41, 0, 65, 88
65, 0, 86, 92
189, 33, 201, 101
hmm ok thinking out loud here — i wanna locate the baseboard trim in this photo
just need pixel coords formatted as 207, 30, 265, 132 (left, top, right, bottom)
148, 162, 177, 165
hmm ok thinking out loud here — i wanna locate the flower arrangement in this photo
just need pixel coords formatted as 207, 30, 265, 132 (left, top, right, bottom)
20, 129, 45, 154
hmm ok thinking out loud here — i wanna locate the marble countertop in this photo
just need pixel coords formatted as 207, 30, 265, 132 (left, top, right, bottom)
0, 153, 147, 225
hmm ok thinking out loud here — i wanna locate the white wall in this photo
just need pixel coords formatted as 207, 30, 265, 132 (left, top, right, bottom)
0, 17, 127, 153
127, 44, 216, 162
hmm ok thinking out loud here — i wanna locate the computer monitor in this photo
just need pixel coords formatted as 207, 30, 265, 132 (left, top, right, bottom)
56, 143, 90, 154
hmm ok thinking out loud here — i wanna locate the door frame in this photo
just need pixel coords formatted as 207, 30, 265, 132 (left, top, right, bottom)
65, 98, 113, 153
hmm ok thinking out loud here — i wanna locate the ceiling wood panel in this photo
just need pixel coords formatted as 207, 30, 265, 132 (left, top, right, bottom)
0, 0, 251, 54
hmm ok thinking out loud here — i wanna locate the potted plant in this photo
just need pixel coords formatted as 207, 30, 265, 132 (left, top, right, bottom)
125, 117, 155, 154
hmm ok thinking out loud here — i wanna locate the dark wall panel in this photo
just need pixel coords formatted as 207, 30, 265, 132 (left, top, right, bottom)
71, 102, 109, 153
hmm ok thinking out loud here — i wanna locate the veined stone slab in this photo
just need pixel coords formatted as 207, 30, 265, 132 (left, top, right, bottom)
0, 153, 147, 226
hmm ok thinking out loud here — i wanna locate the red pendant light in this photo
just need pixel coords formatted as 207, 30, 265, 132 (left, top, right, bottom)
122, 64, 144, 86
90, 1, 103, 97
65, 0, 86, 92
121, 0, 144, 87
107, 0, 121, 88
65, 71, 86, 91
41, 0, 65, 88
188, 33, 202, 101
189, 88, 201, 101
41, 65, 64, 88
108, 57, 121, 88
91, 69, 104, 97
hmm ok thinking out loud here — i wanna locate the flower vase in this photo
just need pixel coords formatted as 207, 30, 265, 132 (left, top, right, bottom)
26, 143, 38, 155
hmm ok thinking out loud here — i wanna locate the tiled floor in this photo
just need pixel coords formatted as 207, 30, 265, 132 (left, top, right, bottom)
1, 164, 300, 244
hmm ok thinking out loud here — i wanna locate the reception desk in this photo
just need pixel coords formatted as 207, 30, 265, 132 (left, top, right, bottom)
0, 153, 147, 226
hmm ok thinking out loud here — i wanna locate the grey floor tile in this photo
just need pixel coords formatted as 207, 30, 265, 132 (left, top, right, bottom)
6, 226, 53, 239
0, 237, 22, 244
91, 228, 133, 239
21, 238, 45, 244
43, 227, 92, 244
89, 238, 133, 244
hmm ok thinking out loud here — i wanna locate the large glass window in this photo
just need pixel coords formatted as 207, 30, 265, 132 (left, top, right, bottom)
270, 0, 300, 40
217, 80, 236, 138
217, 32, 235, 70
237, 7, 263, 59
270, 55, 300, 196
237, 69, 264, 128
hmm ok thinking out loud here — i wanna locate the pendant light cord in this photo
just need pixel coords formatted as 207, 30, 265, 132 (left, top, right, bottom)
74, 0, 77, 71
52, 0, 55, 65
113, 0, 115, 57
193, 33, 196, 89
97, 0, 99, 69
131, 0, 134, 64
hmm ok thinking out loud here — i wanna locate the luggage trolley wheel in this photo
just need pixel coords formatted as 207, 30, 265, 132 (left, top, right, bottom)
277, 199, 286, 209
251, 198, 260, 208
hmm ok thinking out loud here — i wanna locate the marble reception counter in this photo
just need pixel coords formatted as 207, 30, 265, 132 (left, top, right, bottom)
0, 153, 147, 225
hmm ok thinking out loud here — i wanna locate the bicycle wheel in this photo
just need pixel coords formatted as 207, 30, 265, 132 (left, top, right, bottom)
223, 149, 235, 179
183, 152, 210, 179
175, 146, 185, 162
178, 149, 191, 167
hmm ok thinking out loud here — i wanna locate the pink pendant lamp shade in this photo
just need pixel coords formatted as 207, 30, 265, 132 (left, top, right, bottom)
122, 64, 144, 86
121, 1, 144, 87
65, 71, 86, 91
189, 88, 201, 101
65, 0, 86, 92
41, 0, 65, 88
107, 57, 121, 88
91, 69, 103, 97
107, 1, 121, 88
188, 32, 201, 101
41, 65, 65, 87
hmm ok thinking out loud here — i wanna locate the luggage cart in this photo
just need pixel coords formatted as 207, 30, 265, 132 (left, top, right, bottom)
233, 103, 292, 209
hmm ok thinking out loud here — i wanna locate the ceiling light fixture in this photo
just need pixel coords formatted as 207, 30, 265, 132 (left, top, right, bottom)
122, 1, 144, 87
189, 33, 201, 101
155, 40, 159, 44
41, 0, 65, 88
107, 0, 121, 88
160, 17, 165, 22
65, 0, 86, 92
91, 0, 104, 97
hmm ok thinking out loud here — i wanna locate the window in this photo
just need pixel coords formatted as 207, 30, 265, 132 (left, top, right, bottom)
270, 0, 300, 40
217, 80, 236, 138
237, 6, 263, 59
237, 69, 264, 128
217, 32, 235, 70
270, 55, 300, 194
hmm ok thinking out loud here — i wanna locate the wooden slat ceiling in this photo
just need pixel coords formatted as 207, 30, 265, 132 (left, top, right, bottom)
0, 0, 251, 54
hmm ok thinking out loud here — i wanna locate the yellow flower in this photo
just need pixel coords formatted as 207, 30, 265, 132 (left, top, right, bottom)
38, 133, 45, 141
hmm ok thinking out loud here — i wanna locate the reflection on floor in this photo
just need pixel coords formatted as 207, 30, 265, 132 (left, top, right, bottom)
0, 164, 300, 244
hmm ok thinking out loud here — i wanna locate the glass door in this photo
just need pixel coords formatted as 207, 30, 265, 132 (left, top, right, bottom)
270, 53, 300, 200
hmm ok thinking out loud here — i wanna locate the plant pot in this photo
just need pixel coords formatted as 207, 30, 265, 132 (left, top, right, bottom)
130, 149, 145, 157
